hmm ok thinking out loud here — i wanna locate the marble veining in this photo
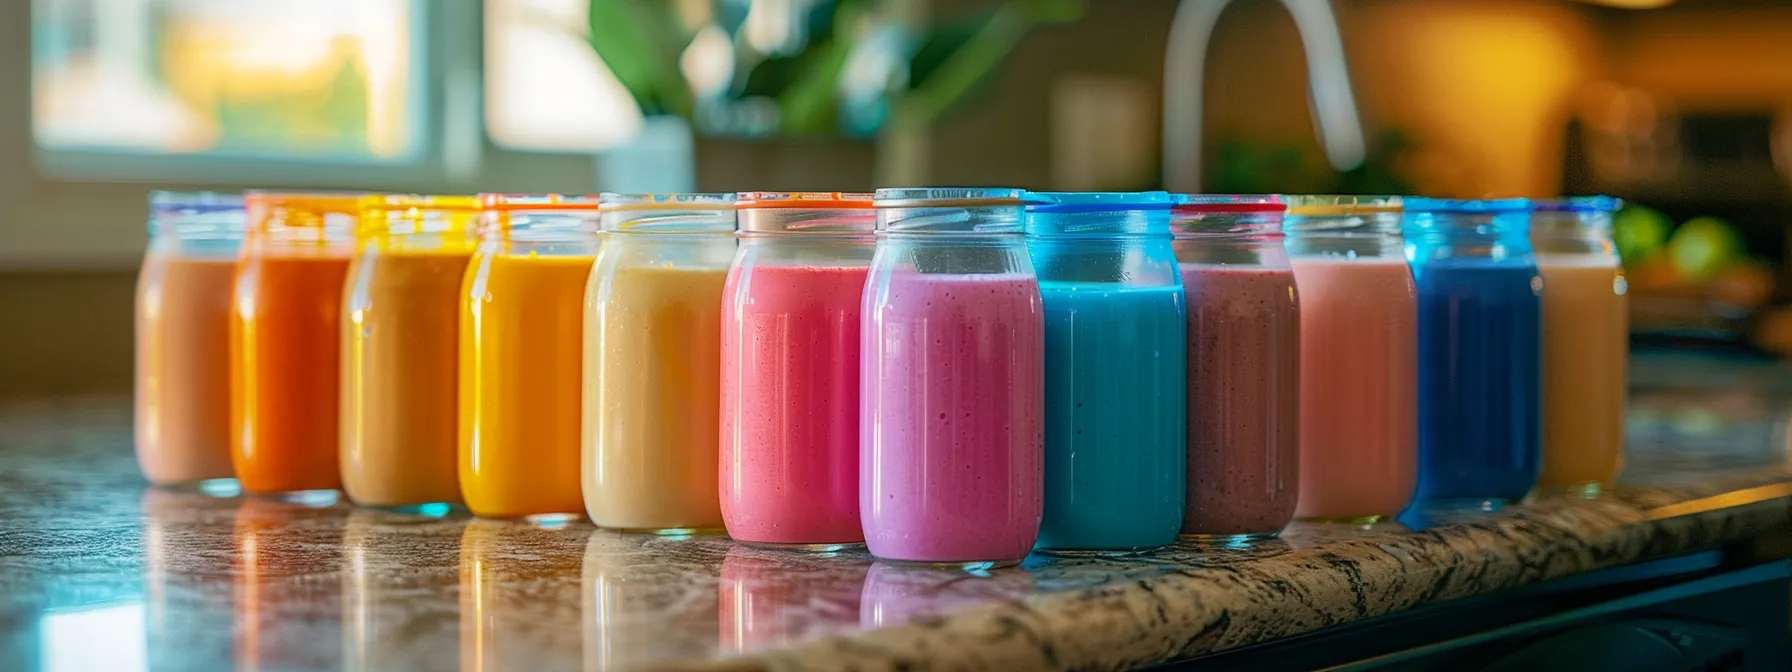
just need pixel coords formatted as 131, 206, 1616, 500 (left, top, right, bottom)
0, 389, 1789, 671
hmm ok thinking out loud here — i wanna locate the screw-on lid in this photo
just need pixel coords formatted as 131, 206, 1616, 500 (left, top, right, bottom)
736, 192, 874, 234
873, 187, 1029, 233
600, 192, 737, 233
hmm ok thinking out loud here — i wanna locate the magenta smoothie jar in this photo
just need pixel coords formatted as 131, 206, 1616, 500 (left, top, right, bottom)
861, 188, 1044, 569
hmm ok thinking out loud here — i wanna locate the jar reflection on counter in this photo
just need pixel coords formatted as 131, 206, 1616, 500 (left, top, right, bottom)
1025, 191, 1186, 554
341, 195, 479, 510
458, 194, 601, 521
136, 191, 244, 489
582, 532, 721, 668
861, 188, 1044, 569
1171, 194, 1298, 541
460, 520, 584, 672
234, 497, 346, 671
232, 192, 361, 496
720, 192, 874, 550
1406, 198, 1542, 506
1531, 197, 1628, 498
719, 545, 872, 652
340, 509, 461, 672
1284, 195, 1418, 524
142, 489, 239, 670
583, 193, 738, 534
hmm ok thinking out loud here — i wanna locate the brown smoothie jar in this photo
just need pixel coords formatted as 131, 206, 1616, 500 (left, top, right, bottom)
135, 191, 245, 489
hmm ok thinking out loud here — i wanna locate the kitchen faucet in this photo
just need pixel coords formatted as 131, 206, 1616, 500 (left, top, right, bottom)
1163, 0, 1366, 192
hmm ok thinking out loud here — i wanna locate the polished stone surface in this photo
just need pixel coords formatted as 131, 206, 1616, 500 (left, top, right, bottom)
3, 354, 1792, 671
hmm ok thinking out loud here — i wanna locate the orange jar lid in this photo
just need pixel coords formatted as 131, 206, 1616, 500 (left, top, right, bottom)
358, 195, 481, 251
246, 191, 365, 231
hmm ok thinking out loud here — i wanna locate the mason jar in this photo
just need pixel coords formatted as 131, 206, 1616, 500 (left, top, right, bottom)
340, 195, 479, 511
1405, 197, 1542, 506
232, 192, 360, 497
1025, 192, 1185, 554
720, 192, 874, 549
1284, 195, 1417, 523
583, 193, 738, 533
862, 188, 1042, 569
1530, 197, 1627, 498
136, 191, 244, 489
1172, 194, 1299, 541
458, 194, 602, 521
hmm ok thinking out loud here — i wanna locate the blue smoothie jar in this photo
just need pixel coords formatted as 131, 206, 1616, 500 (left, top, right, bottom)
1025, 191, 1186, 554
1405, 198, 1543, 507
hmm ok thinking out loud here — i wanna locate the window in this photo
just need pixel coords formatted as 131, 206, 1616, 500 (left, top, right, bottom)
31, 0, 435, 182
484, 0, 643, 153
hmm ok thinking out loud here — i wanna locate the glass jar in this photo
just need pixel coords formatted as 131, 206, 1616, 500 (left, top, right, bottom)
1284, 195, 1417, 523
341, 195, 479, 510
719, 192, 873, 549
1405, 198, 1542, 506
583, 193, 738, 533
459, 194, 601, 521
136, 191, 245, 489
232, 192, 361, 496
1530, 197, 1627, 498
862, 188, 1043, 568
1025, 192, 1185, 554
1172, 194, 1299, 541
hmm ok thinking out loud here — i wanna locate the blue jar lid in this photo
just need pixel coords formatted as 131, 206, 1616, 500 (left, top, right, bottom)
1532, 195, 1621, 213
1403, 197, 1533, 214
1024, 191, 1173, 235
150, 190, 244, 215
1025, 191, 1173, 214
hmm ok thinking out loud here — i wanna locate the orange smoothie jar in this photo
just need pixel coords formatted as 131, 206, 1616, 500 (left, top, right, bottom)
231, 192, 360, 496
458, 194, 601, 520
340, 195, 479, 510
1532, 197, 1628, 497
136, 191, 244, 488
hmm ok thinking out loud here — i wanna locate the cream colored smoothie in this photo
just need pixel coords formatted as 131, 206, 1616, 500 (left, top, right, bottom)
582, 193, 737, 533
585, 263, 730, 531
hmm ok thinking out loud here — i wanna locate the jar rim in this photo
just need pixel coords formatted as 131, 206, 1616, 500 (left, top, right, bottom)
600, 192, 736, 234
246, 191, 364, 235
1025, 191, 1172, 213
479, 193, 603, 211
737, 191, 874, 210
600, 192, 735, 212
360, 194, 481, 238
1172, 193, 1285, 214
873, 187, 1029, 208
150, 190, 243, 215
1404, 197, 1532, 214
1533, 195, 1621, 213
1284, 194, 1403, 216
477, 193, 603, 240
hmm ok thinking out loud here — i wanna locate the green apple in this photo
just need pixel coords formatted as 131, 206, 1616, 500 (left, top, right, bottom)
1667, 216, 1745, 283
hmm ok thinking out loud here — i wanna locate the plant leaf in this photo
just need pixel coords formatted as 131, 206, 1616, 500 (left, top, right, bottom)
902, 5, 1032, 124
588, 0, 695, 116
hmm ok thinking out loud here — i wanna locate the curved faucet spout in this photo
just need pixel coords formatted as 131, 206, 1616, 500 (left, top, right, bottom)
1163, 0, 1366, 192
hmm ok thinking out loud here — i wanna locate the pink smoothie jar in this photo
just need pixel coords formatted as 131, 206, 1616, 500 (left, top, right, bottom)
720, 192, 876, 550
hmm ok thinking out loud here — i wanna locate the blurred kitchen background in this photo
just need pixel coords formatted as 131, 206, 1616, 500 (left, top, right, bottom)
4, 0, 1792, 397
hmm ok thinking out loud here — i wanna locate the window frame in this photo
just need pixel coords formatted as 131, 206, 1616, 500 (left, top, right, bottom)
23, 0, 485, 190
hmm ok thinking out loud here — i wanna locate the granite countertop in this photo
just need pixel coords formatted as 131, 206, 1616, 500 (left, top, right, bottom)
4, 354, 1792, 671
